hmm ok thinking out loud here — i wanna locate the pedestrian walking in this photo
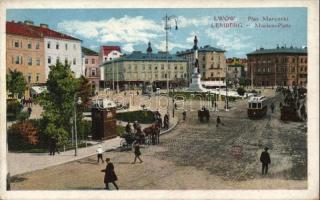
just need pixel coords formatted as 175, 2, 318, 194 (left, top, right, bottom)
216, 116, 222, 127
132, 141, 143, 164
125, 122, 132, 134
214, 102, 217, 111
182, 110, 186, 121
260, 147, 271, 175
96, 145, 104, 163
27, 107, 32, 116
101, 158, 119, 190
270, 103, 275, 113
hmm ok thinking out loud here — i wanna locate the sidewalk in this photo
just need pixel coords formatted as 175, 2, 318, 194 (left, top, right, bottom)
8, 116, 178, 176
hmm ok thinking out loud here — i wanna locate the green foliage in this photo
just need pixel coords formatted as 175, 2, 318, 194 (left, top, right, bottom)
116, 125, 126, 137
77, 120, 92, 140
6, 100, 23, 121
45, 123, 69, 146
116, 110, 155, 124
237, 87, 246, 96
17, 111, 30, 121
6, 70, 27, 98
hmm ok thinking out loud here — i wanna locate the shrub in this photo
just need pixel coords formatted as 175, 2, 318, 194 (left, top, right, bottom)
7, 100, 23, 121
237, 87, 246, 96
116, 125, 126, 136
17, 111, 30, 121
8, 121, 39, 150
116, 110, 155, 124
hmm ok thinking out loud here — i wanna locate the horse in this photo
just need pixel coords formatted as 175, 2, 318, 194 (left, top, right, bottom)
143, 123, 160, 145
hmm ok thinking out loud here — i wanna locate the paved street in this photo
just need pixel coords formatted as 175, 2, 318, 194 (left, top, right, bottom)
10, 89, 307, 190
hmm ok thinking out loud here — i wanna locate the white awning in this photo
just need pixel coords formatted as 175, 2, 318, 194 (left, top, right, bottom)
31, 86, 47, 94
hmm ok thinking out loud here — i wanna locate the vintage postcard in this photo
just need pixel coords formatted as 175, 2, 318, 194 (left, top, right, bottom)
0, 0, 319, 199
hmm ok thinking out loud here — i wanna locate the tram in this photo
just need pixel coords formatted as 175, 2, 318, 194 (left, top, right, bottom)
247, 95, 268, 119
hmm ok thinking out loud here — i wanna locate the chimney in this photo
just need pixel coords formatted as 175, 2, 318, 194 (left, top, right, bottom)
40, 23, 48, 28
24, 20, 34, 25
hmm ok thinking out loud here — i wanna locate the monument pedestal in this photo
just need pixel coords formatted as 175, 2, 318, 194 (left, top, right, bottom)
187, 73, 207, 92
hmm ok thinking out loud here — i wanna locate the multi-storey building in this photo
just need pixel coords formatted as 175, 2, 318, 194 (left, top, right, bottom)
176, 36, 227, 85
101, 42, 187, 89
82, 47, 100, 93
7, 20, 83, 81
226, 57, 247, 85
246, 46, 307, 87
30, 24, 83, 78
6, 21, 46, 97
99, 46, 122, 87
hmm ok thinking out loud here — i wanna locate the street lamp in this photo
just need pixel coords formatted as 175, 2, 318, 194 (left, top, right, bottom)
74, 94, 82, 156
163, 13, 178, 115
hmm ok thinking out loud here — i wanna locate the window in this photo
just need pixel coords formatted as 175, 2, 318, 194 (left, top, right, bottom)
161, 64, 164, 70
27, 74, 32, 83
252, 103, 257, 109
203, 64, 206, 69
148, 64, 151, 70
92, 59, 95, 64
36, 42, 40, 49
14, 41, 19, 48
36, 73, 40, 82
142, 64, 145, 70
134, 65, 137, 70
292, 67, 295, 73
85, 59, 88, 64
91, 68, 96, 76
28, 42, 32, 49
180, 65, 183, 70
48, 56, 51, 64
36, 58, 40, 66
217, 64, 220, 68
73, 58, 76, 65
65, 43, 68, 50
47, 41, 51, 49
210, 64, 213, 69
211, 72, 213, 77
167, 64, 170, 69
28, 57, 32, 66
56, 42, 59, 49
73, 44, 76, 50
15, 56, 20, 64
174, 65, 177, 70
211, 56, 214, 60
258, 103, 261, 108
155, 66, 158, 70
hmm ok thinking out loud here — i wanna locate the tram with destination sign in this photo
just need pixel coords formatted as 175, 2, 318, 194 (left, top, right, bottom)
247, 96, 268, 119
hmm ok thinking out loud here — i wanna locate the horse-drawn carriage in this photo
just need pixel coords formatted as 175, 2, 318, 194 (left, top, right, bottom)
198, 107, 210, 122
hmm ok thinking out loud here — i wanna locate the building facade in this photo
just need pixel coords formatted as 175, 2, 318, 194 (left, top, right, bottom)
177, 37, 226, 84
82, 47, 100, 93
226, 57, 247, 86
6, 21, 46, 97
99, 46, 122, 86
247, 46, 307, 87
102, 42, 188, 89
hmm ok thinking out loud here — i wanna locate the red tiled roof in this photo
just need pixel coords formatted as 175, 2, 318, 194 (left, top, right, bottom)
6, 21, 42, 38
31, 25, 81, 41
101, 46, 121, 56
6, 21, 81, 41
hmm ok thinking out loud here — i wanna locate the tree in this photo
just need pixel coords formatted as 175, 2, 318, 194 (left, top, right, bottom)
6, 69, 27, 98
38, 61, 77, 145
8, 121, 39, 150
237, 87, 246, 96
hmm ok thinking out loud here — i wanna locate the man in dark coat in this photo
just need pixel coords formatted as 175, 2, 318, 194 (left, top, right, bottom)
182, 110, 186, 121
260, 147, 271, 175
216, 116, 222, 127
101, 158, 119, 190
